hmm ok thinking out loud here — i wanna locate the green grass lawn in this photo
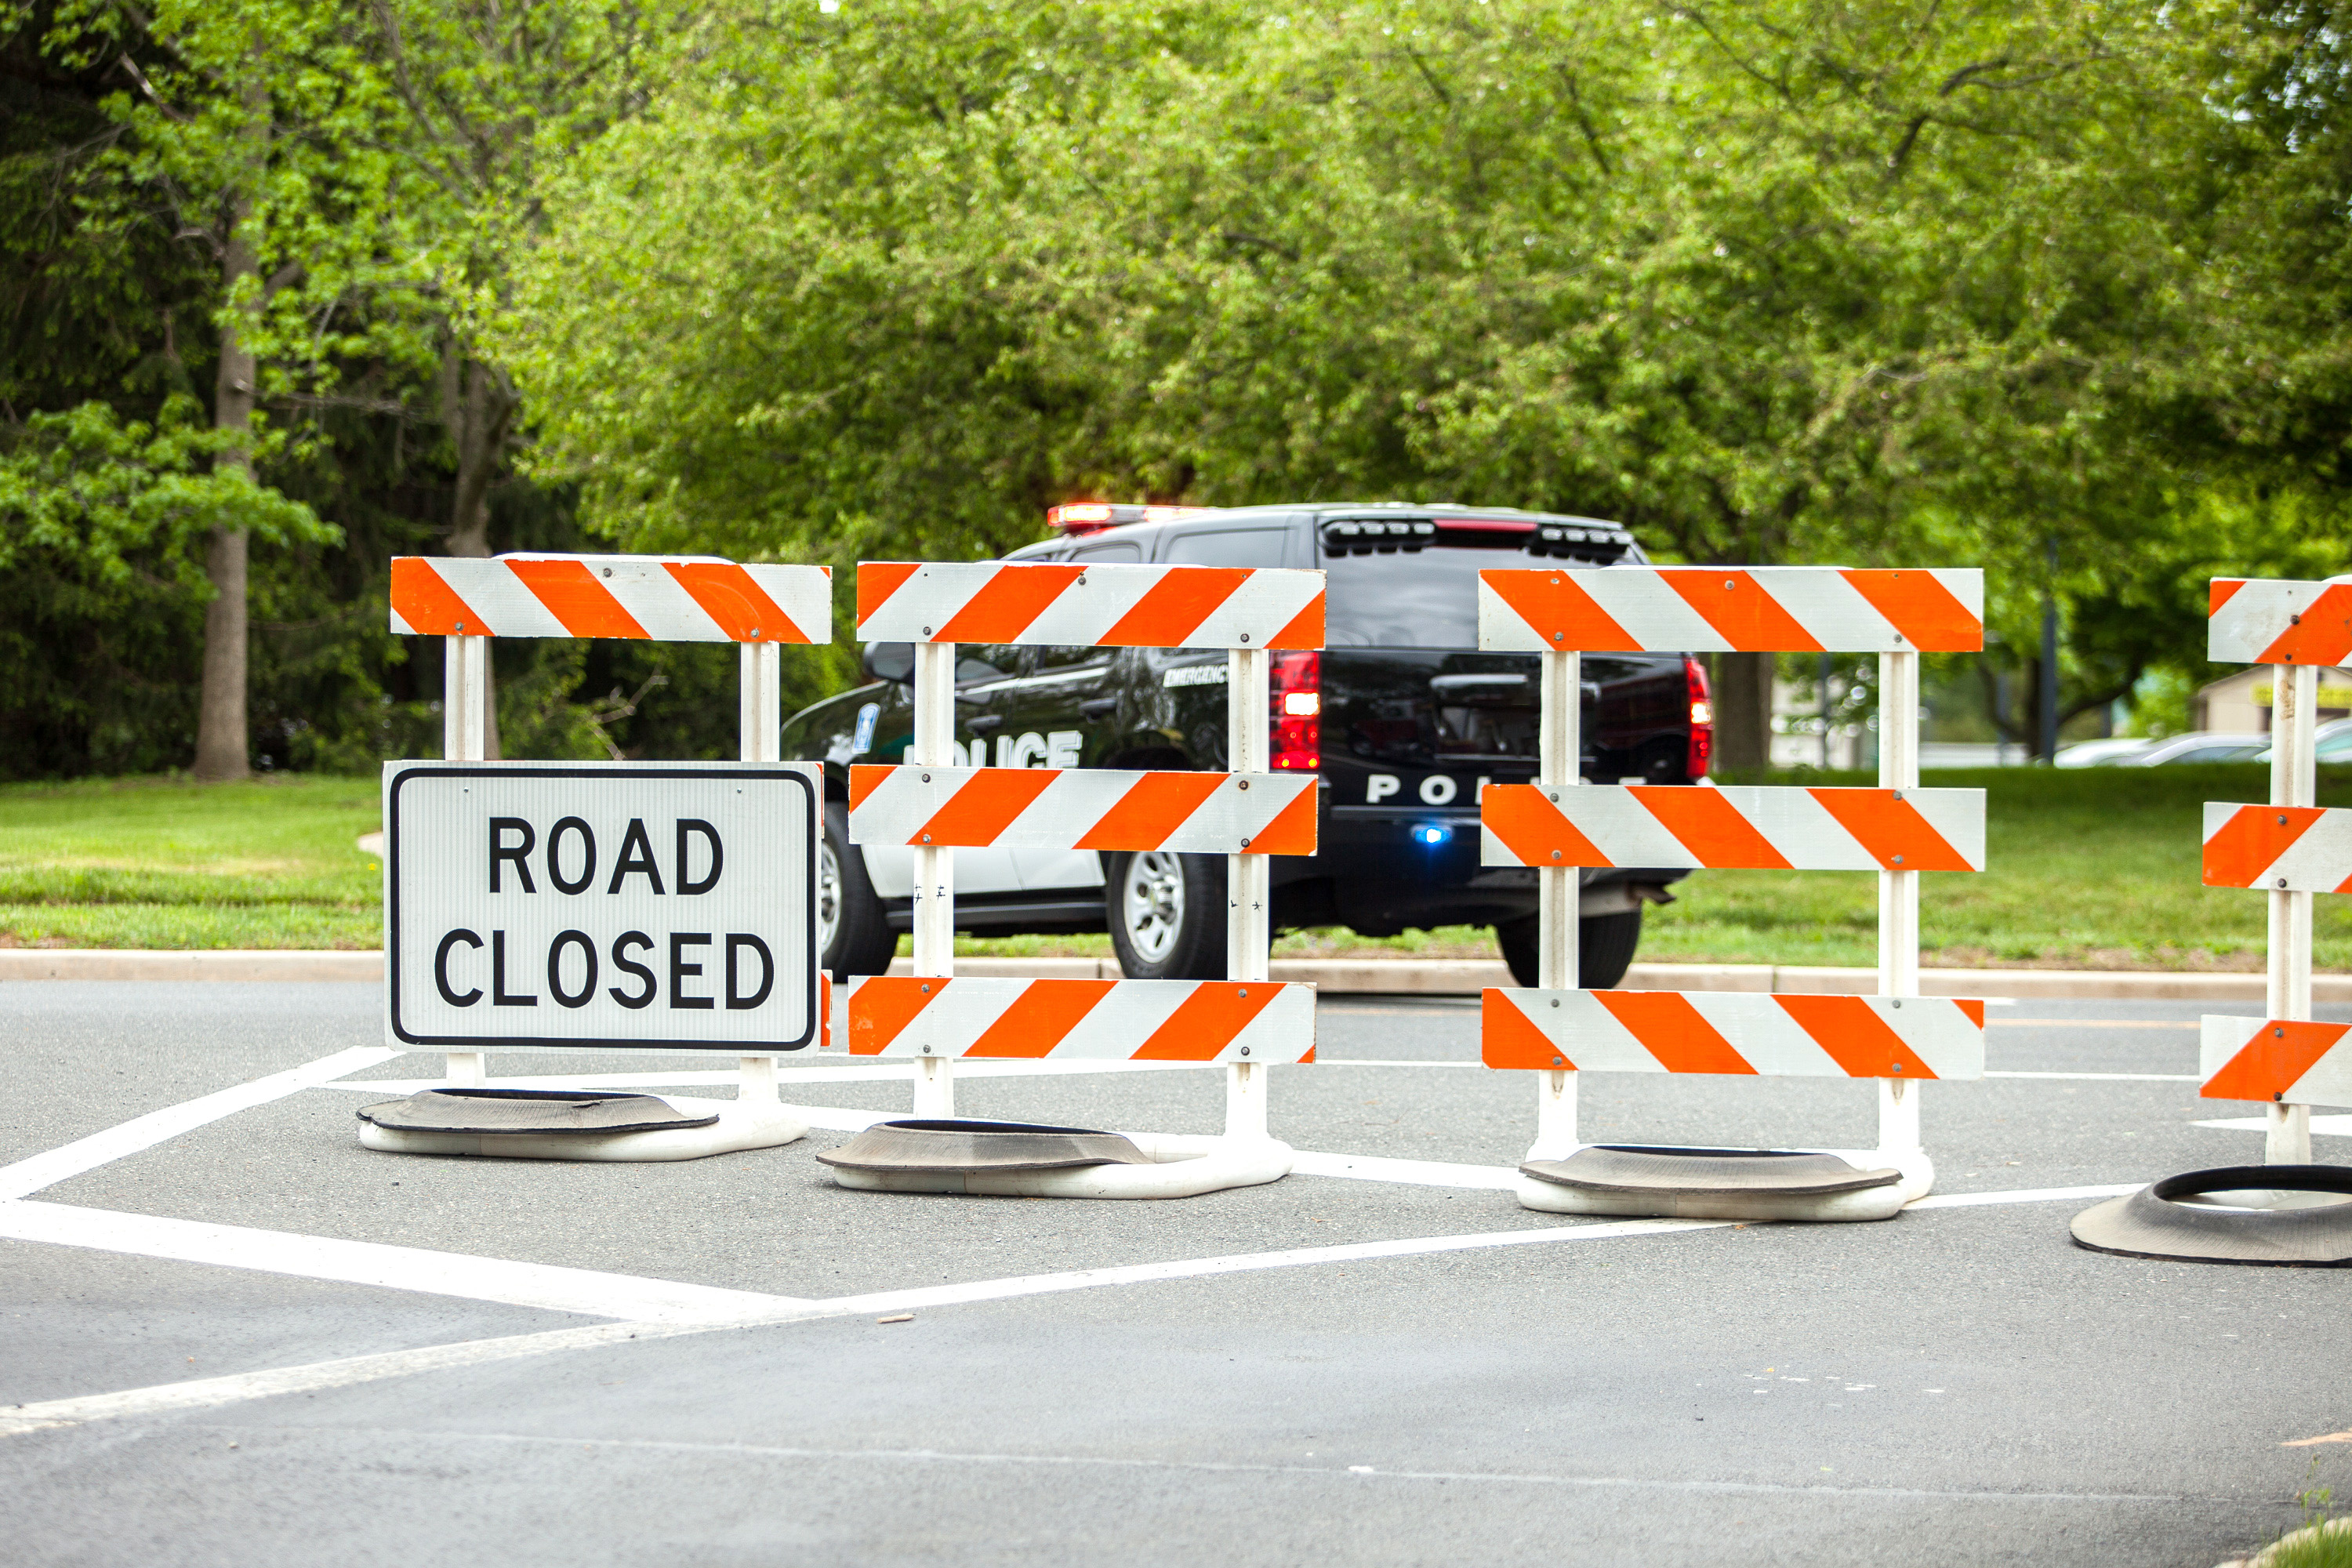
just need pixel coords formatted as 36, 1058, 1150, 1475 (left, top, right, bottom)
4, 764, 2347, 968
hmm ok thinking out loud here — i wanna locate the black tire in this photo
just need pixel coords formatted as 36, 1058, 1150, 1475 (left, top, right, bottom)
1105, 850, 1228, 979
1497, 906, 1644, 989
820, 797, 898, 984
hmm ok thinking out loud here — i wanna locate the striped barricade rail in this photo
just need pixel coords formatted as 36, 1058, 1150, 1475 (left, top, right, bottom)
1476, 566, 1984, 654
2201, 1016, 2352, 1107
848, 976, 1316, 1064
1482, 991, 1987, 1080
849, 764, 1317, 854
1480, 784, 1984, 873
855, 561, 1323, 648
2209, 576, 2352, 666
2202, 804, 2352, 892
390, 554, 832, 644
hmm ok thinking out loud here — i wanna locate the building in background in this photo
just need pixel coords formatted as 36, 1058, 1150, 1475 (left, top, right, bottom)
2194, 666, 2352, 734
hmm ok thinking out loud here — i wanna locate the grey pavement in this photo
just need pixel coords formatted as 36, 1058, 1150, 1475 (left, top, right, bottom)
2, 982, 2348, 1566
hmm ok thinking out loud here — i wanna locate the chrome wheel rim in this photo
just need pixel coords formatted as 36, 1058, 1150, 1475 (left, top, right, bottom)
818, 833, 843, 958
1121, 851, 1185, 964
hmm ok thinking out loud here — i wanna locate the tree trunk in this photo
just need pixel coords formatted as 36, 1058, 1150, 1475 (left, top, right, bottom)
192, 143, 261, 783
1711, 651, 1775, 773
441, 347, 521, 760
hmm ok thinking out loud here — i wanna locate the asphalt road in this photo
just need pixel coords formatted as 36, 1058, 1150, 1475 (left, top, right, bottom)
3, 981, 2348, 1567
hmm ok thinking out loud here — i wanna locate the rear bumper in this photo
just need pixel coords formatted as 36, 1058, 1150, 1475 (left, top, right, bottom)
1271, 800, 1690, 936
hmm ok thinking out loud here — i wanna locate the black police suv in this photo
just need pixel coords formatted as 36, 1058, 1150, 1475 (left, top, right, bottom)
786, 503, 1713, 988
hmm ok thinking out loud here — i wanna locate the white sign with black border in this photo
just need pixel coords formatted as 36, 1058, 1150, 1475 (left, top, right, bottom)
385, 761, 815, 1051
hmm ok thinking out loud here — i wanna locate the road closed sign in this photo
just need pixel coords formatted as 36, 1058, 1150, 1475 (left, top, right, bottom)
385, 763, 816, 1051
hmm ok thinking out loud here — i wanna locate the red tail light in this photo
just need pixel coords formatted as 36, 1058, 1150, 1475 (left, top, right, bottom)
1684, 655, 1713, 780
1271, 651, 1320, 771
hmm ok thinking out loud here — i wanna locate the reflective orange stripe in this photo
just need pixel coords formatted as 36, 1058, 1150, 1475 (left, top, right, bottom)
2210, 579, 2247, 614
1773, 995, 1938, 1080
506, 558, 649, 639
1249, 782, 1319, 855
1133, 982, 1283, 1061
1482, 570, 1635, 651
935, 564, 1083, 642
1268, 593, 1327, 650
1808, 789, 1970, 871
913, 769, 1061, 846
1592, 989, 1755, 1074
1838, 570, 1980, 652
962, 979, 1118, 1058
2203, 1020, 2350, 1102
664, 562, 802, 643
390, 557, 480, 635
1482, 786, 1613, 867
848, 764, 887, 811
848, 977, 948, 1055
2203, 805, 2321, 887
1480, 991, 1570, 1069
1632, 786, 1791, 869
1073, 771, 1225, 851
1661, 569, 1822, 653
856, 562, 922, 629
2256, 582, 2352, 665
1100, 568, 1247, 647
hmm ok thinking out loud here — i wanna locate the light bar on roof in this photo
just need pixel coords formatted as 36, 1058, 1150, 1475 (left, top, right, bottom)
1045, 502, 1215, 535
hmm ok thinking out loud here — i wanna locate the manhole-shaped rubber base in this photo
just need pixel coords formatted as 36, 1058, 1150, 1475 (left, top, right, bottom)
2070, 1165, 2352, 1265
817, 1118, 1153, 1174
358, 1087, 717, 1135
1522, 1145, 1904, 1198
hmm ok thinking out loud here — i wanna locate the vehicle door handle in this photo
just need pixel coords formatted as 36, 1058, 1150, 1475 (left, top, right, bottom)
1078, 698, 1117, 719
964, 715, 1004, 735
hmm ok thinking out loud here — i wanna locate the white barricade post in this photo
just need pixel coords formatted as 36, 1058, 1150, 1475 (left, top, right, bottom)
815, 559, 1324, 1198
362, 552, 832, 1162
2073, 575, 2352, 1261
1475, 565, 1988, 1221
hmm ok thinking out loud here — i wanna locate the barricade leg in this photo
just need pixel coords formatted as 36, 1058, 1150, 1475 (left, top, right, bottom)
909, 641, 956, 1119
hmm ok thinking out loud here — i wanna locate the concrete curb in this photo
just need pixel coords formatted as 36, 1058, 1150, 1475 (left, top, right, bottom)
9, 946, 2328, 1001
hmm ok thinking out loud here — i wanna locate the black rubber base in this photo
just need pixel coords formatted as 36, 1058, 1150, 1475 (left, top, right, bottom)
357, 1087, 717, 1135
817, 1119, 1153, 1174
1521, 1145, 1904, 1198
2070, 1165, 2352, 1266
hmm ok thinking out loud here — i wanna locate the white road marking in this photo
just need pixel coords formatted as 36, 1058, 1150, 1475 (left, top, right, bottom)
1289, 1150, 1519, 1188
1984, 1071, 2200, 1083
1905, 1184, 2140, 1209
305, 1430, 2191, 1501
0, 1046, 401, 1201
313, 1058, 1222, 1094
2194, 1115, 2352, 1136
0, 1201, 811, 1323
0, 1319, 741, 1438
2, 1178, 2154, 1439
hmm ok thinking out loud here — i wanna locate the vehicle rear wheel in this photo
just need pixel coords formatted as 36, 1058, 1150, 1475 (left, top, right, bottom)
1497, 906, 1643, 989
1105, 850, 1228, 979
820, 798, 898, 984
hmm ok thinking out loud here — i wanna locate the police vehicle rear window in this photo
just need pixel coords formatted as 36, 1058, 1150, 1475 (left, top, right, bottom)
1319, 519, 1630, 648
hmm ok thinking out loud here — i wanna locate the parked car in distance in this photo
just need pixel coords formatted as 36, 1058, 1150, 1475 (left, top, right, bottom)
786, 502, 1713, 989
2053, 737, 2156, 768
2252, 717, 2352, 766
2111, 732, 2270, 767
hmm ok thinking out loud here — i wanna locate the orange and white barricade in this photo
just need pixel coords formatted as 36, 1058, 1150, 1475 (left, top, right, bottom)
1478, 565, 1988, 1221
372, 552, 832, 1162
816, 560, 1323, 1198
2071, 577, 2352, 1260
